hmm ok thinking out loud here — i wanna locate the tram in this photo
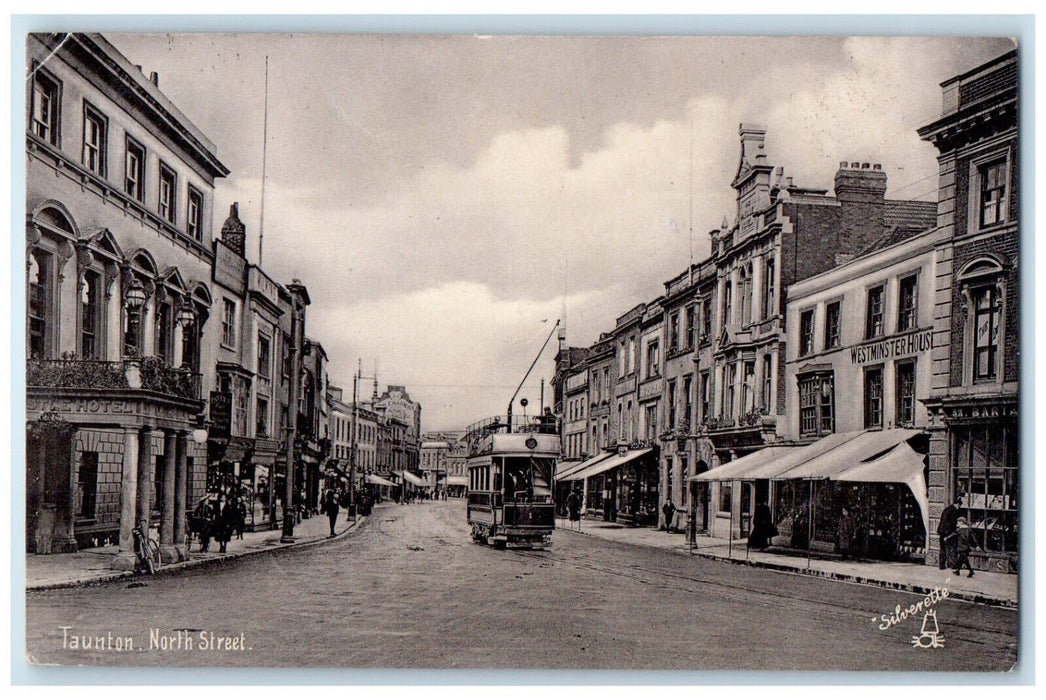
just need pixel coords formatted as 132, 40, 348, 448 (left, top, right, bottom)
465, 415, 558, 548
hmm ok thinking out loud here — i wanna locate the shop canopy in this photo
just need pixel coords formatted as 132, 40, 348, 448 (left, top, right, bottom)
567, 448, 654, 482
365, 474, 396, 487
689, 432, 864, 482
774, 428, 921, 481
558, 452, 614, 482
399, 470, 427, 487
836, 440, 930, 532
553, 459, 584, 480
446, 475, 468, 487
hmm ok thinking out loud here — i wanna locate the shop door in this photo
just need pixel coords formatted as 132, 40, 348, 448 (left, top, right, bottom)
739, 482, 753, 537
26, 429, 73, 553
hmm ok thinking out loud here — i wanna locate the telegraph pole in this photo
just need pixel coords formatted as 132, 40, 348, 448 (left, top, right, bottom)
351, 358, 360, 517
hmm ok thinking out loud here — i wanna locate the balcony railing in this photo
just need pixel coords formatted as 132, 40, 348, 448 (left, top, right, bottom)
27, 356, 202, 401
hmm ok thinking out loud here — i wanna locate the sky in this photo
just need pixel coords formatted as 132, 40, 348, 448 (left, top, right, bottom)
106, 32, 1015, 432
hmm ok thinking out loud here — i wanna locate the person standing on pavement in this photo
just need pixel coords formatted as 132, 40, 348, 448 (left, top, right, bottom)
323, 489, 340, 538
662, 500, 676, 532
566, 489, 582, 531
937, 496, 962, 570
836, 507, 854, 560
748, 500, 777, 550
950, 516, 975, 577
213, 496, 235, 553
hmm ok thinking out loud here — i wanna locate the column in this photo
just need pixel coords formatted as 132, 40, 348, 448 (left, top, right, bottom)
111, 427, 140, 570
173, 431, 188, 561
135, 426, 154, 537
55, 432, 79, 552
159, 430, 178, 563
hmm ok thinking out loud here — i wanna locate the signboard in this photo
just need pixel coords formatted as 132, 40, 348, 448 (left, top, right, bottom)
849, 329, 933, 365
638, 378, 664, 401
213, 241, 246, 295
209, 390, 232, 438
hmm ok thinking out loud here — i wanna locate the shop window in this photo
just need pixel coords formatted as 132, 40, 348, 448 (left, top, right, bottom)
898, 275, 919, 332
125, 138, 145, 202
866, 285, 885, 339
799, 373, 834, 437
799, 309, 815, 356
76, 451, 98, 519
82, 102, 107, 176
824, 301, 841, 350
895, 361, 916, 427
864, 366, 883, 429
719, 483, 732, 513
978, 159, 1009, 228
951, 424, 1017, 554
31, 70, 60, 145
28, 248, 53, 359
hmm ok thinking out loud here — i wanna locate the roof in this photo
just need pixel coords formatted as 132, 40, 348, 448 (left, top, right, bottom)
855, 224, 932, 258
883, 200, 937, 229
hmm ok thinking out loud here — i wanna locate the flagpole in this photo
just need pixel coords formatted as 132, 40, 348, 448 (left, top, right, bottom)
259, 55, 270, 267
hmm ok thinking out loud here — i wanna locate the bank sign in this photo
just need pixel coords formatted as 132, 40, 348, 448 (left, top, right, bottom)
850, 329, 933, 365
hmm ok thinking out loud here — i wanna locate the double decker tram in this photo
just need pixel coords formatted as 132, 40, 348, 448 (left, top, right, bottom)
465, 415, 558, 548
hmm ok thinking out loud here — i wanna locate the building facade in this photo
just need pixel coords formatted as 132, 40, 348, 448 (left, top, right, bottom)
918, 50, 1019, 573
26, 33, 229, 567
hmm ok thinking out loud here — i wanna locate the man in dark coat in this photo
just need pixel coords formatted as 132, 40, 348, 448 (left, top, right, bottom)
937, 497, 962, 570
748, 500, 777, 550
950, 516, 975, 577
662, 501, 676, 532
566, 489, 582, 530
323, 490, 340, 538
213, 496, 236, 553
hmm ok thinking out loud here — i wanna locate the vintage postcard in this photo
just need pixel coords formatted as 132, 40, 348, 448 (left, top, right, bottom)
21, 29, 1021, 674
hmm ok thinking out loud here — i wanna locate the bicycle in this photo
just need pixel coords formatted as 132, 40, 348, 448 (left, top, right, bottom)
132, 524, 161, 575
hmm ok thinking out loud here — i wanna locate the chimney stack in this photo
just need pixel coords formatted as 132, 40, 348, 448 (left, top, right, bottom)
834, 160, 887, 203
149, 71, 159, 86
220, 202, 247, 257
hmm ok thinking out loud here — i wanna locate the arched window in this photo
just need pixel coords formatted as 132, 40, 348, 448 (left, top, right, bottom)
958, 256, 1007, 384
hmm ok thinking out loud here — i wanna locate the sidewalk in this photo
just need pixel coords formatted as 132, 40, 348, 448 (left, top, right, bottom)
556, 517, 1018, 608
25, 507, 370, 591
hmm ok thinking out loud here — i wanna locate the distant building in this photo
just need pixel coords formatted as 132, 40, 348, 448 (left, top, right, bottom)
373, 385, 421, 472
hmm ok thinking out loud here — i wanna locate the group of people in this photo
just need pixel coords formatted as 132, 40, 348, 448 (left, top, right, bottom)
936, 496, 975, 577
191, 493, 246, 553
320, 488, 376, 538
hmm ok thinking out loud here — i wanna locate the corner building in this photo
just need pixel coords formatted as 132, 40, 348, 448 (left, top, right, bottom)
25, 33, 229, 566
918, 50, 1019, 573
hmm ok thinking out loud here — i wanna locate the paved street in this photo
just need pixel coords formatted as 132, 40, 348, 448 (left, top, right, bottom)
26, 500, 1018, 671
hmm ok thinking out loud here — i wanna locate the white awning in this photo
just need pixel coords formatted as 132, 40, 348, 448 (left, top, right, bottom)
836, 440, 929, 532
446, 475, 468, 487
557, 452, 613, 481
400, 470, 427, 487
553, 459, 584, 480
365, 474, 396, 487
775, 429, 922, 481
567, 448, 653, 482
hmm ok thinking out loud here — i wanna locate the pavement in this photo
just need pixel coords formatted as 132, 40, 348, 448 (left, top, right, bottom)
24, 508, 366, 591
556, 516, 1019, 608
22, 505, 1017, 609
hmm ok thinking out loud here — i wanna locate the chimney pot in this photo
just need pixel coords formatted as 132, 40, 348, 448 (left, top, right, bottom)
134, 64, 142, 72
873, 163, 882, 170
840, 161, 848, 169
862, 162, 870, 169
850, 161, 860, 168
149, 71, 159, 86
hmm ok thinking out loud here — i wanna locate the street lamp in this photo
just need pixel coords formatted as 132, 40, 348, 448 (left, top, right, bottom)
124, 276, 147, 310
176, 298, 197, 327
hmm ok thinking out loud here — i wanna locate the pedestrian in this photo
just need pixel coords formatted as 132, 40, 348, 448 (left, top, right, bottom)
937, 496, 962, 570
950, 516, 975, 577
662, 500, 676, 533
836, 507, 854, 560
235, 498, 246, 540
748, 500, 777, 550
323, 489, 340, 538
214, 496, 235, 553
566, 489, 582, 531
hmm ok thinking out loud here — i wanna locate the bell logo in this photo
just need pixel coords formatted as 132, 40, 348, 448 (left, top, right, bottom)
911, 609, 945, 649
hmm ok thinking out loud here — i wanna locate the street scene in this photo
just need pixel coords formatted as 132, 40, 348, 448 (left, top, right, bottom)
22, 30, 1021, 676
26, 500, 1018, 670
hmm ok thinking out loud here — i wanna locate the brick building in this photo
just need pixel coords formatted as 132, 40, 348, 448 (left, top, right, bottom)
918, 50, 1019, 573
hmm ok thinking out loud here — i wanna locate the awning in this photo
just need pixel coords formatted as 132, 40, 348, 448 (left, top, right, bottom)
366, 474, 396, 487
446, 475, 468, 487
400, 471, 427, 487
553, 459, 584, 480
774, 429, 921, 481
689, 431, 865, 482
837, 440, 929, 532
557, 453, 613, 481
568, 448, 654, 482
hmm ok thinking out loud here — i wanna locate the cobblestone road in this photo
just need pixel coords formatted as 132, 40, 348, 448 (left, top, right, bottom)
25, 500, 1018, 671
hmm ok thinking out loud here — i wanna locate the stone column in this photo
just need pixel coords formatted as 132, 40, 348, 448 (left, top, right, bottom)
135, 426, 154, 537
54, 432, 79, 553
159, 430, 178, 563
111, 427, 140, 570
173, 432, 188, 561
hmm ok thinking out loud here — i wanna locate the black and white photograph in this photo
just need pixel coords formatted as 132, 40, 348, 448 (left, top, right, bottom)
18, 24, 1023, 676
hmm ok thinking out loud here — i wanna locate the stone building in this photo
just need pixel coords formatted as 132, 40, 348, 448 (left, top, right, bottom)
918, 50, 1019, 573
25, 33, 229, 566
